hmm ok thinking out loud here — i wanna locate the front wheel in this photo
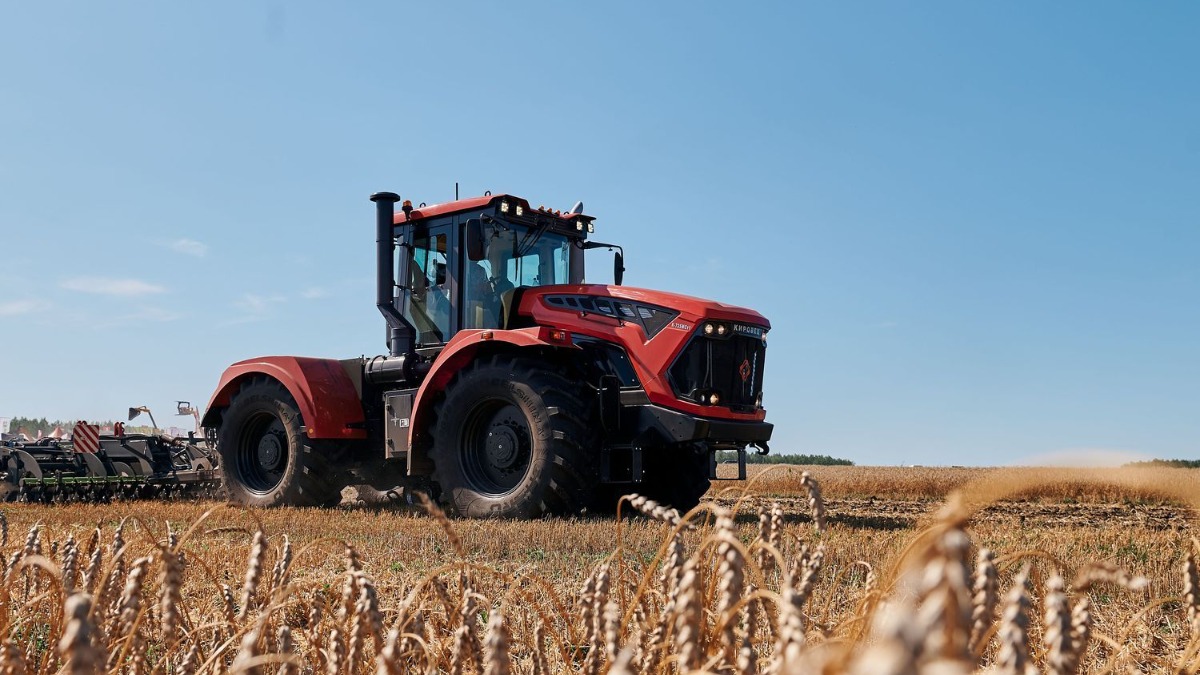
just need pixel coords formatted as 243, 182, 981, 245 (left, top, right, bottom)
217, 377, 345, 508
429, 356, 599, 518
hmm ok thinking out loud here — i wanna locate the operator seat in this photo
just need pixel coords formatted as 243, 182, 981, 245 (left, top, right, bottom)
491, 277, 516, 329
498, 288, 518, 329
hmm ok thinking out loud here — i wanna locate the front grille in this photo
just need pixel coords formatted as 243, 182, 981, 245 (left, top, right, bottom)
668, 329, 767, 412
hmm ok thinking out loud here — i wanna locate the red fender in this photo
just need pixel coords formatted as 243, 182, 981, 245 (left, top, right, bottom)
202, 356, 367, 440
406, 327, 577, 472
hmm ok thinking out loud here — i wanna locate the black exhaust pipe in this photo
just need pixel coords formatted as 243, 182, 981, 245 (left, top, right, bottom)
370, 192, 415, 357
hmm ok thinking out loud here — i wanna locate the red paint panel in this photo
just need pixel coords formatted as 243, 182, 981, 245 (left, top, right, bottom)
517, 285, 770, 423
203, 356, 366, 439
406, 327, 569, 445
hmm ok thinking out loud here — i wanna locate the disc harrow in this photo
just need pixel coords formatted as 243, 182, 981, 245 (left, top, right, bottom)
1, 432, 221, 504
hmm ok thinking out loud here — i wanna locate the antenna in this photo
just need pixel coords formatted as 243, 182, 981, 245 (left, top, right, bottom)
455, 182, 459, 200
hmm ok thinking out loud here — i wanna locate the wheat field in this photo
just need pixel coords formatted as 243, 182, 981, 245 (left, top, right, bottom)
0, 465, 1197, 674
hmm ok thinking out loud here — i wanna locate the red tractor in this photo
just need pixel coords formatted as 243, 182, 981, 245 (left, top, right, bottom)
202, 192, 772, 517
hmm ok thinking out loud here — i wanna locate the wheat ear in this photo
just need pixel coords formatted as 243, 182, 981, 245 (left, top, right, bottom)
59, 593, 105, 675
996, 564, 1033, 673
969, 548, 998, 654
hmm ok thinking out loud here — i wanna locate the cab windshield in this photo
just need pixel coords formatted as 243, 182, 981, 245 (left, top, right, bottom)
463, 228, 572, 329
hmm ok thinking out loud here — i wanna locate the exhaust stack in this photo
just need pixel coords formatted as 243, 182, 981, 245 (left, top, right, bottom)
370, 192, 416, 357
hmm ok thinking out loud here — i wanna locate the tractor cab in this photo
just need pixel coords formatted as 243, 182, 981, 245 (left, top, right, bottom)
392, 194, 610, 349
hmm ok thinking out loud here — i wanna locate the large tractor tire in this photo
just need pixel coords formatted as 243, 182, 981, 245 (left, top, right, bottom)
217, 377, 345, 508
429, 356, 599, 518
635, 447, 711, 514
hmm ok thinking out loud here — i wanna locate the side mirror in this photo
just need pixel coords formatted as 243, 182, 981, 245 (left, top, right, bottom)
614, 251, 625, 286
465, 219, 485, 261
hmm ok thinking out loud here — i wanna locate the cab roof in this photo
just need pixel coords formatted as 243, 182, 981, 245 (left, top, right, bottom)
393, 194, 591, 225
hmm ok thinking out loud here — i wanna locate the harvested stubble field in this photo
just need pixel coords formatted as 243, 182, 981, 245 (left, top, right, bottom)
1, 465, 1198, 674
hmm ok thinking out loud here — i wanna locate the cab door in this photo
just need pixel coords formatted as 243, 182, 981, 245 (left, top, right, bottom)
403, 223, 452, 346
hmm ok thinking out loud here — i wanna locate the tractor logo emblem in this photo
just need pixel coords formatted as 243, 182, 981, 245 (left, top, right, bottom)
739, 359, 752, 382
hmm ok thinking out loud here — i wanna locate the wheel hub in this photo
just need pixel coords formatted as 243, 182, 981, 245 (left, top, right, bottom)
256, 434, 284, 472
486, 426, 520, 469
462, 401, 533, 496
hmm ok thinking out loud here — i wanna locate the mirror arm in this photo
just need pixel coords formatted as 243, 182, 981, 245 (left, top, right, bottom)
580, 240, 623, 256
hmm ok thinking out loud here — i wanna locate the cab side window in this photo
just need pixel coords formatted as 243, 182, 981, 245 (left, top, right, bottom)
405, 232, 449, 344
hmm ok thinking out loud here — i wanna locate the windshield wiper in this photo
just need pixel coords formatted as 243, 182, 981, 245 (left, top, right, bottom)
516, 217, 553, 257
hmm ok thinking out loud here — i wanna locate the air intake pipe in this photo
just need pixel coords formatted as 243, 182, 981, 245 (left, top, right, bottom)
370, 192, 416, 358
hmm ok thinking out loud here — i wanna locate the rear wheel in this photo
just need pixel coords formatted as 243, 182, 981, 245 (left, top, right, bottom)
217, 377, 345, 508
430, 356, 599, 518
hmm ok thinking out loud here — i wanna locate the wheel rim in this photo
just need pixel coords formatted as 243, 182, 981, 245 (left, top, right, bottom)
235, 412, 288, 493
461, 400, 533, 496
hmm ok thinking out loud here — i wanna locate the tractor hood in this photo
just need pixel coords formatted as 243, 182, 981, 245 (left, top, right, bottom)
515, 283, 771, 422
518, 284, 770, 330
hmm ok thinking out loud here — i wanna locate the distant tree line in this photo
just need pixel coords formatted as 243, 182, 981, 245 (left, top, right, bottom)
4, 417, 97, 437
3, 417, 148, 437
715, 451, 853, 466
1125, 458, 1200, 469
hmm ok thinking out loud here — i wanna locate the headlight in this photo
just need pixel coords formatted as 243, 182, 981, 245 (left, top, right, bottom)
709, 392, 721, 405
515, 204, 524, 216
576, 221, 584, 231
500, 201, 510, 213
587, 222, 595, 233
716, 324, 728, 336
703, 323, 715, 336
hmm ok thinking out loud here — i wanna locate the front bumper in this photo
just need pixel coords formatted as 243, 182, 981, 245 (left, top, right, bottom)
636, 404, 773, 446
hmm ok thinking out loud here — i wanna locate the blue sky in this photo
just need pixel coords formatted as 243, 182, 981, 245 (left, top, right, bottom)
1, 3, 1196, 465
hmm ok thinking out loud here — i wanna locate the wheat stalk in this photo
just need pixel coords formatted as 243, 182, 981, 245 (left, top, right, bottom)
603, 599, 621, 665
239, 529, 266, 621
276, 625, 297, 675
340, 543, 362, 622
1071, 561, 1149, 593
327, 627, 345, 675
800, 471, 827, 533
417, 492, 465, 557
736, 582, 759, 675
0, 634, 24, 672
115, 556, 151, 638
755, 506, 773, 577
715, 507, 745, 661
915, 529, 973, 663
271, 534, 292, 593
1185, 545, 1200, 636
674, 558, 703, 672
996, 564, 1033, 673
531, 621, 549, 675
159, 546, 184, 645
178, 641, 200, 675
969, 548, 998, 654
376, 627, 402, 675
58, 593, 104, 675
231, 621, 264, 675
61, 534, 79, 595
1064, 595, 1091, 675
1043, 575, 1071, 675
627, 494, 682, 526
483, 606, 511, 675
81, 542, 102, 596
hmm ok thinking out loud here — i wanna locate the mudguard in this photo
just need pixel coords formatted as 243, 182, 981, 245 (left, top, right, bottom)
202, 356, 367, 440
406, 327, 577, 473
